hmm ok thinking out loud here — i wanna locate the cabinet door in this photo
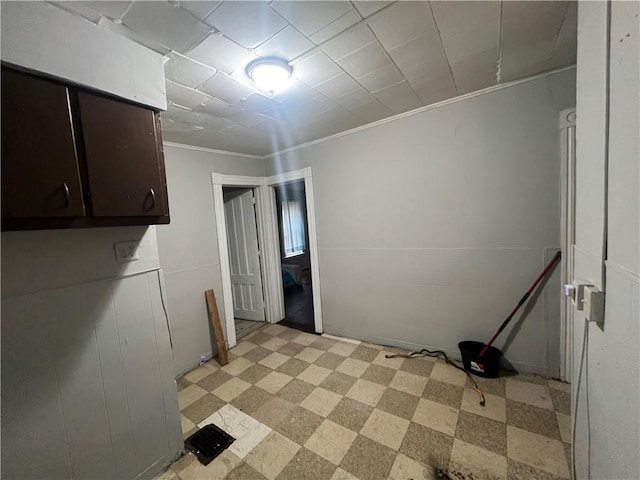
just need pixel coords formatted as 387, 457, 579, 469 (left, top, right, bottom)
1, 69, 85, 218
78, 92, 168, 217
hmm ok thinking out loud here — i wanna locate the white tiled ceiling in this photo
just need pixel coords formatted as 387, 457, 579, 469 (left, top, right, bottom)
49, 0, 577, 156
163, 51, 216, 88
204, 1, 287, 48
270, 1, 354, 37
122, 1, 211, 53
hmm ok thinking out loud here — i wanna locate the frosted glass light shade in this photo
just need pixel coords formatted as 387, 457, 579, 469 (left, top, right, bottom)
246, 58, 292, 94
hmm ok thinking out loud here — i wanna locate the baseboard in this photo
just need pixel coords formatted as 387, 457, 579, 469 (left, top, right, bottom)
324, 326, 552, 377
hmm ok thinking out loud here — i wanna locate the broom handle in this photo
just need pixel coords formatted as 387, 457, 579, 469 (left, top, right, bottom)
478, 251, 562, 358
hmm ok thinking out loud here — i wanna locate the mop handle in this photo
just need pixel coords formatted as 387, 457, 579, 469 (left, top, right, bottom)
478, 251, 562, 358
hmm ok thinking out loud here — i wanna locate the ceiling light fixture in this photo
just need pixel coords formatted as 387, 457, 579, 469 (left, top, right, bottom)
246, 57, 292, 95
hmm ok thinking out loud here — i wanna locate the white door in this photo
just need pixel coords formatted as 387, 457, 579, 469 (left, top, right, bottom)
224, 190, 265, 321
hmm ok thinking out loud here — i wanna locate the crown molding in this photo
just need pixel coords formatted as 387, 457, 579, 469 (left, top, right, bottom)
162, 141, 263, 159
263, 65, 577, 160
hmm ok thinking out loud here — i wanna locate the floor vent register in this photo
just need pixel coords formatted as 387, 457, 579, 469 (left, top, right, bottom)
184, 424, 235, 465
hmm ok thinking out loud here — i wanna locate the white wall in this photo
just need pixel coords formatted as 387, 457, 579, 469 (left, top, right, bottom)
573, 2, 639, 478
1, 3, 181, 478
264, 69, 576, 375
156, 145, 265, 376
1, 228, 183, 479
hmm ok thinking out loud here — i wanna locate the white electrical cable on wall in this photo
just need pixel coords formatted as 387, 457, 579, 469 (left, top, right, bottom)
572, 318, 590, 480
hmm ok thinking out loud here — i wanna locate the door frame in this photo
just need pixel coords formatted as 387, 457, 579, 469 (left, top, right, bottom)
265, 167, 323, 336
212, 168, 322, 348
559, 108, 576, 382
212, 174, 267, 348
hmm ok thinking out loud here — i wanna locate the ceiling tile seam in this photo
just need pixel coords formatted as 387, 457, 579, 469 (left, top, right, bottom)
258, 22, 317, 64
348, 0, 364, 19
166, 95, 245, 133
180, 5, 312, 77
263, 65, 576, 160
286, 2, 397, 65
348, 0, 365, 21
301, 30, 402, 98
343, 72, 395, 99
165, 51, 218, 89
249, 22, 290, 53
324, 36, 400, 93
295, 5, 360, 39
200, 0, 225, 22
185, 31, 245, 60
497, 1, 504, 84
117, 1, 135, 22
181, 59, 273, 104
330, 34, 378, 63
167, 80, 215, 103
363, 16, 423, 102
308, 72, 354, 97
428, 0, 459, 96
307, 5, 363, 41
551, 2, 572, 52
166, 27, 309, 102
115, 2, 218, 54
183, 2, 218, 23
179, 9, 259, 62
285, 4, 400, 68
368, 78, 406, 96
169, 102, 194, 112
358, 1, 400, 25
286, 45, 320, 66
262, 2, 294, 32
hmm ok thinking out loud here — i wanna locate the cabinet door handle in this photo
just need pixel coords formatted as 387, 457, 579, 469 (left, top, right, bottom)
63, 182, 70, 208
149, 188, 156, 209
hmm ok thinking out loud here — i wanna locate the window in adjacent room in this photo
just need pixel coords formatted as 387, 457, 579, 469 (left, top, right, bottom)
281, 198, 306, 257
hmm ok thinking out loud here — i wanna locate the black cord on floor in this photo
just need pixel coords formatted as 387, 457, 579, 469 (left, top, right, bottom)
386, 349, 486, 406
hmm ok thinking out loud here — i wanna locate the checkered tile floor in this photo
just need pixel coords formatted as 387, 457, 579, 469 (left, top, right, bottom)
158, 324, 571, 480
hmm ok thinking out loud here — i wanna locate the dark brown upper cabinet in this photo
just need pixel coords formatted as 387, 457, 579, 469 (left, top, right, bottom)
1, 67, 170, 230
78, 92, 168, 217
1, 68, 85, 218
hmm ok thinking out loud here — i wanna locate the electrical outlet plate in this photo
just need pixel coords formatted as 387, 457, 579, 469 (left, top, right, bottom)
583, 286, 605, 326
114, 241, 140, 263
569, 281, 593, 311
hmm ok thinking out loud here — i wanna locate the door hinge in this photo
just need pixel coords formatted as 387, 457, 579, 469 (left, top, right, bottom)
252, 196, 256, 205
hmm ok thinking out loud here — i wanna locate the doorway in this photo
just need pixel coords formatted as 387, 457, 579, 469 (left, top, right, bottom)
274, 180, 315, 334
223, 187, 265, 340
212, 168, 323, 349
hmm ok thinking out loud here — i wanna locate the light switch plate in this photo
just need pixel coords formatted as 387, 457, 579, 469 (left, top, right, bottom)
114, 241, 140, 263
